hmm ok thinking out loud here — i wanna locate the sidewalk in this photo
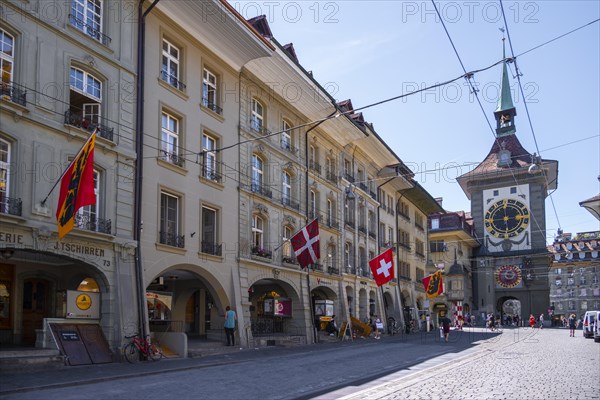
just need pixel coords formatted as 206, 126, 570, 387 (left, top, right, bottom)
0, 329, 478, 396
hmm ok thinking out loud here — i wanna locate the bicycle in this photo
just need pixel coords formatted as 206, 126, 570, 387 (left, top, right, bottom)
123, 333, 163, 363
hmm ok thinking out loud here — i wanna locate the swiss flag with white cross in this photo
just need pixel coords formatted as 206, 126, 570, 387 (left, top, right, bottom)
369, 248, 395, 287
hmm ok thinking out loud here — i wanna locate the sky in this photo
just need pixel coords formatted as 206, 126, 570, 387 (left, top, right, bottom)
230, 0, 600, 243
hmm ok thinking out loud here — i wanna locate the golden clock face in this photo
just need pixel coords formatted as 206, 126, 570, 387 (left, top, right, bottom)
485, 198, 530, 239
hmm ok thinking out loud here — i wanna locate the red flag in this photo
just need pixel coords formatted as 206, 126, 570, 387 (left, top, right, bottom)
422, 270, 444, 298
369, 248, 394, 286
56, 132, 97, 239
291, 218, 320, 268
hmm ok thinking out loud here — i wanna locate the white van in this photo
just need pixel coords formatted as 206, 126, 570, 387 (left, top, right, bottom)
582, 311, 599, 340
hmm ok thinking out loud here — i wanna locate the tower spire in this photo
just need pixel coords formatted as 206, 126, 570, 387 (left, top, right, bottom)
493, 36, 517, 137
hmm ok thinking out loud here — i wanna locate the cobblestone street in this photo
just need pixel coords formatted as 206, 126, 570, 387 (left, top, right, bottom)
331, 328, 599, 400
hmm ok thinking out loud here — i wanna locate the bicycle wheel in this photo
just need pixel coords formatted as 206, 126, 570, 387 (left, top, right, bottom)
148, 341, 163, 361
124, 342, 140, 363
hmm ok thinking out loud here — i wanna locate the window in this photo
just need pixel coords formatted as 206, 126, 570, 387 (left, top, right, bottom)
160, 191, 183, 248
0, 29, 14, 89
202, 68, 220, 113
69, 0, 110, 45
202, 133, 219, 181
0, 138, 10, 209
161, 39, 184, 90
430, 240, 446, 253
251, 98, 264, 133
431, 218, 439, 230
281, 120, 293, 152
252, 215, 264, 249
398, 229, 410, 249
388, 227, 394, 244
76, 170, 110, 233
510, 187, 517, 194
309, 145, 320, 173
327, 245, 337, 270
201, 206, 220, 256
398, 201, 410, 219
327, 199, 334, 226
344, 159, 353, 181
344, 197, 355, 227
415, 214, 424, 230
160, 112, 183, 167
325, 157, 336, 182
308, 190, 317, 218
252, 154, 263, 191
282, 225, 293, 259
399, 261, 410, 279
345, 242, 352, 269
416, 268, 424, 281
415, 239, 424, 257
67, 67, 105, 134
368, 210, 375, 233
282, 171, 292, 205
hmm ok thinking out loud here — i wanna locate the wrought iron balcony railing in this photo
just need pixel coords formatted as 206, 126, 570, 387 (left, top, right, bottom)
280, 140, 297, 154
68, 14, 112, 45
324, 215, 340, 230
201, 241, 222, 256
160, 150, 185, 168
310, 263, 323, 272
250, 118, 270, 135
0, 196, 22, 216
1, 83, 27, 106
64, 110, 115, 142
370, 190, 377, 200
325, 170, 337, 184
345, 219, 355, 229
327, 266, 340, 275
201, 165, 222, 183
282, 256, 297, 265
309, 161, 321, 174
343, 173, 355, 183
281, 197, 300, 210
251, 246, 272, 260
160, 70, 186, 91
201, 97, 222, 114
358, 182, 368, 192
251, 182, 272, 198
159, 231, 185, 248
74, 214, 112, 234
368, 230, 376, 239
358, 225, 367, 235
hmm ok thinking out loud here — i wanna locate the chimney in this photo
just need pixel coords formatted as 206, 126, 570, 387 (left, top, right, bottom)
434, 197, 443, 207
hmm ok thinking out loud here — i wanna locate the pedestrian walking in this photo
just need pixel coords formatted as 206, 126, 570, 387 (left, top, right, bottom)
327, 315, 339, 337
529, 314, 536, 328
539, 313, 544, 329
373, 315, 382, 339
224, 306, 237, 346
441, 314, 451, 342
568, 313, 577, 337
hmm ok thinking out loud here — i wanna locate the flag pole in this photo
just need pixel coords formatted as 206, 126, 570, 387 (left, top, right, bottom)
40, 130, 97, 207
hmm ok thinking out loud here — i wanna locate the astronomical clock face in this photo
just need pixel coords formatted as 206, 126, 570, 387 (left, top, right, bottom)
485, 199, 530, 239
495, 264, 523, 289
482, 184, 532, 253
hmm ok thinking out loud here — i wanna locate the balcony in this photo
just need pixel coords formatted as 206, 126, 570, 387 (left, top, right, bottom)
369, 190, 377, 200
74, 214, 112, 234
344, 219, 355, 229
358, 182, 368, 192
201, 97, 222, 115
398, 242, 411, 251
160, 70, 186, 91
343, 173, 355, 183
250, 119, 270, 136
358, 225, 367, 235
359, 267, 371, 278
282, 256, 297, 265
325, 170, 337, 184
251, 183, 272, 198
160, 150, 185, 168
68, 14, 112, 46
159, 231, 185, 248
398, 211, 410, 221
201, 241, 222, 256
327, 266, 340, 275
0, 196, 22, 216
1, 83, 27, 106
308, 209, 319, 220
201, 165, 222, 183
310, 263, 324, 272
309, 161, 321, 175
280, 140, 298, 154
251, 246, 272, 261
64, 110, 115, 142
281, 197, 300, 211
324, 216, 340, 230
368, 231, 376, 239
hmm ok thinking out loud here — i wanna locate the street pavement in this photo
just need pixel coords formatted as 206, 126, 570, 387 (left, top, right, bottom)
318, 327, 600, 400
0, 327, 597, 400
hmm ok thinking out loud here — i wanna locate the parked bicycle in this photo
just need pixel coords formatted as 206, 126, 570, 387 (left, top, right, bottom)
387, 317, 403, 336
123, 333, 163, 363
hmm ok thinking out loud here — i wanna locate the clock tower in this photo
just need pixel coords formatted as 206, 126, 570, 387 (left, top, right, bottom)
457, 40, 558, 322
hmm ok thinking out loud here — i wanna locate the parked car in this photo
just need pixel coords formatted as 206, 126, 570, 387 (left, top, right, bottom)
582, 310, 599, 339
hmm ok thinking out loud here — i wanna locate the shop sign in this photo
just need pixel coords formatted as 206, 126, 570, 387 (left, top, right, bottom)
66, 290, 100, 319
315, 277, 332, 286
0, 232, 25, 245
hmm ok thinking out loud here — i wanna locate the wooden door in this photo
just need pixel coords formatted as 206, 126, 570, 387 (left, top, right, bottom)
21, 279, 50, 345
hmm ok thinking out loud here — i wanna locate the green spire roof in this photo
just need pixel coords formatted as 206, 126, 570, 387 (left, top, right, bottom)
496, 39, 515, 112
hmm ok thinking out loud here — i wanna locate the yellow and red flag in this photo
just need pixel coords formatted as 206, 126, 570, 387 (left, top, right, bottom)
56, 132, 97, 239
422, 270, 444, 298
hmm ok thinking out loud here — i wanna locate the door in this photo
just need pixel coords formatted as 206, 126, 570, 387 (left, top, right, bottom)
21, 279, 51, 345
